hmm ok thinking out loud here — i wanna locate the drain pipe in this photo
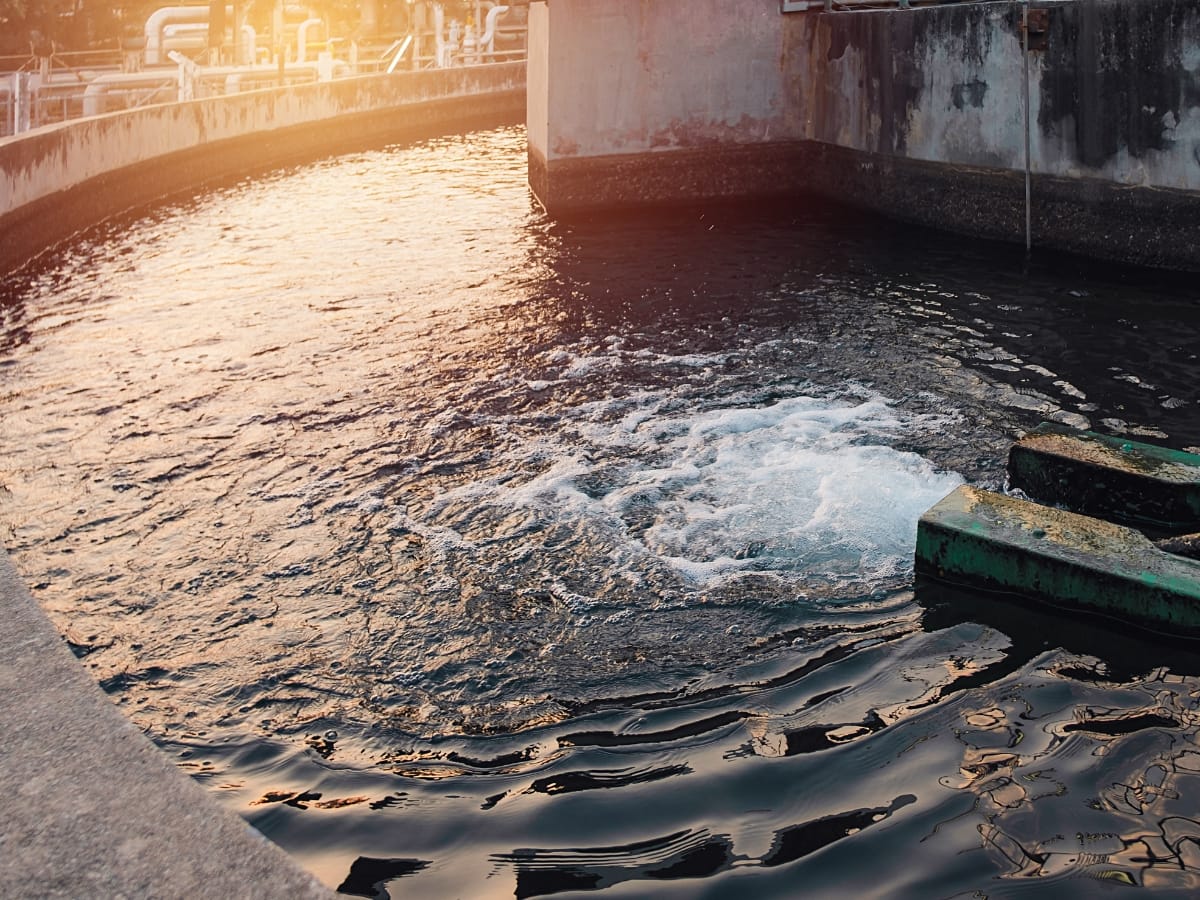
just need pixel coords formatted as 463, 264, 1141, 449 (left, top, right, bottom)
1022, 1, 1032, 253
144, 6, 213, 65
295, 18, 323, 63
479, 5, 509, 56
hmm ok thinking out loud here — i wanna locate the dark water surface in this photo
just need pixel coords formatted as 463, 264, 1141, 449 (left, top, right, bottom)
5, 126, 1200, 897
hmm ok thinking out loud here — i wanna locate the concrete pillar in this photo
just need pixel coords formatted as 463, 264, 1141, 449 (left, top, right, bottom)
526, 0, 810, 215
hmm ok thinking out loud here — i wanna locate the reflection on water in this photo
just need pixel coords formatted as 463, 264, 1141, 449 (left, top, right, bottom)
4, 125, 1200, 897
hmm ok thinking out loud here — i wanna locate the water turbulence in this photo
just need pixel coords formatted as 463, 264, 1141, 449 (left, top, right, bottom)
379, 386, 960, 735
6, 126, 1200, 897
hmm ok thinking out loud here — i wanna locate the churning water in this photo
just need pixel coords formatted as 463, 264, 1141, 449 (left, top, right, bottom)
5, 125, 1200, 897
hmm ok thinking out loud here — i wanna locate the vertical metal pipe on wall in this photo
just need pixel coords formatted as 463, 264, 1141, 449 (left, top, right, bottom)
1022, 2, 1032, 252
10, 73, 31, 136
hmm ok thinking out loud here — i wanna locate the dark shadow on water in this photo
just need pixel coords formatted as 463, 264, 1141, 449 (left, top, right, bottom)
761, 793, 917, 867
916, 574, 1200, 681
496, 830, 737, 899
336, 857, 431, 899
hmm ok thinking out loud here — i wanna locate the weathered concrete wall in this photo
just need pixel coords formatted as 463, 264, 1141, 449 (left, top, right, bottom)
810, 4, 1026, 168
1, 63, 525, 272
802, 0, 1200, 185
536, 0, 791, 157
1038, 0, 1200, 186
527, 0, 813, 210
529, 0, 1200, 269
809, 0, 1200, 265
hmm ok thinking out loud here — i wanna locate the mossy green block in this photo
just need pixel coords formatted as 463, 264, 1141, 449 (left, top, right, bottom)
1007, 422, 1200, 532
916, 485, 1200, 633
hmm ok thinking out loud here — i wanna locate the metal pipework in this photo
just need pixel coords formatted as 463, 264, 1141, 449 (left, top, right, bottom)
223, 60, 346, 92
480, 5, 510, 57
295, 18, 324, 63
144, 7, 221, 65
82, 72, 178, 116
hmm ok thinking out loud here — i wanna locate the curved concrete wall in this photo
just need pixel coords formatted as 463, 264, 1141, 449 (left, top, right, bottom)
1, 63, 526, 272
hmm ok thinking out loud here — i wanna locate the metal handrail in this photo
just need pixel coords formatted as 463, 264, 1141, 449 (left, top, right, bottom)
1, 45, 526, 138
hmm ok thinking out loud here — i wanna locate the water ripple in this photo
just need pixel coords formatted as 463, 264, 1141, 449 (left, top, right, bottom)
4, 125, 1200, 896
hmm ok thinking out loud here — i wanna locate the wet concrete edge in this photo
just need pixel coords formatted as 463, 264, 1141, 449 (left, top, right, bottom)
533, 140, 1200, 271
0, 547, 335, 898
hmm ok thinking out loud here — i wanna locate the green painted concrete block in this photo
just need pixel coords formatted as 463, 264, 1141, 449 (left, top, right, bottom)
916, 485, 1200, 634
1007, 422, 1200, 533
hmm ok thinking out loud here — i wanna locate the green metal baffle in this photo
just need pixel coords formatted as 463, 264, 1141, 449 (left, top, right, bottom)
916, 485, 1200, 634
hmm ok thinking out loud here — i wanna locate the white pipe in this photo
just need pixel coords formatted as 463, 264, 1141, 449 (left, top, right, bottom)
167, 49, 198, 101
448, 19, 461, 65
144, 7, 210, 66
81, 61, 346, 112
8, 72, 30, 135
161, 22, 209, 54
222, 61, 346, 93
385, 35, 412, 75
241, 24, 256, 65
295, 18, 323, 64
461, 23, 477, 65
480, 5, 509, 54
434, 4, 449, 68
162, 22, 208, 36
82, 72, 177, 116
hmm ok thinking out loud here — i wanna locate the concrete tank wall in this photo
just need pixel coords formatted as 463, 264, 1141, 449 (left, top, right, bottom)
1, 63, 525, 272
811, 0, 1200, 266
796, 0, 1200, 187
528, 0, 1200, 270
539, 0, 790, 158
810, 4, 1027, 169
528, 0, 813, 211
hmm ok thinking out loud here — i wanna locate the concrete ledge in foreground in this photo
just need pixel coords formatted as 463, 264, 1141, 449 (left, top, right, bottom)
916, 485, 1200, 634
0, 547, 333, 899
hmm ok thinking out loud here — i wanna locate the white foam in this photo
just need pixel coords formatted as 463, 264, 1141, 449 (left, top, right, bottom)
597, 395, 961, 582
420, 387, 962, 595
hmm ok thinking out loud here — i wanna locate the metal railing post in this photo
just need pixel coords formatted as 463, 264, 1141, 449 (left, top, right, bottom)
12, 72, 31, 135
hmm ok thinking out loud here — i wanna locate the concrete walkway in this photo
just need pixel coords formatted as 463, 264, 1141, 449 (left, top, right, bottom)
0, 548, 334, 899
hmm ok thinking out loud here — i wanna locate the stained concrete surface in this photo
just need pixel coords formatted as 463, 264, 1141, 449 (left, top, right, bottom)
916, 485, 1200, 633
0, 547, 333, 899
1009, 422, 1200, 532
527, 0, 1200, 269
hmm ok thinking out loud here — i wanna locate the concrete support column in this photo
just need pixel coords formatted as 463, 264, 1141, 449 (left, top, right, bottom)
526, 0, 809, 215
